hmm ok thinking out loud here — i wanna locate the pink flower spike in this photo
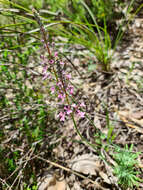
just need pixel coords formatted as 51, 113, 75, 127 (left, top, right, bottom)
50, 86, 55, 94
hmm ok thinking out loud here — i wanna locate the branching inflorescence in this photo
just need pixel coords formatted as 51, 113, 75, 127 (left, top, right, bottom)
33, 9, 85, 122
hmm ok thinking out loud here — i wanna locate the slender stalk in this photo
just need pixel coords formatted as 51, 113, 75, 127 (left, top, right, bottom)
32, 8, 97, 151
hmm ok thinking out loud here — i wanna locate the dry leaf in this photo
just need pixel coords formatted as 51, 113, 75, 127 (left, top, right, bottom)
118, 110, 143, 133
69, 154, 100, 176
38, 175, 67, 190
99, 171, 111, 184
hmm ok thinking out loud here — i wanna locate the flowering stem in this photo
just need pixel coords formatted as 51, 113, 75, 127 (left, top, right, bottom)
33, 9, 96, 151
32, 8, 59, 83
32, 8, 51, 57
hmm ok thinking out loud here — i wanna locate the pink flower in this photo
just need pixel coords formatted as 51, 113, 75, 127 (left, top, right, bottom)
62, 71, 66, 75
42, 66, 48, 74
42, 73, 49, 80
54, 52, 58, 57
57, 82, 62, 87
80, 102, 86, 107
77, 110, 85, 118
70, 88, 74, 94
40, 60, 45, 65
40, 55, 45, 60
67, 85, 74, 95
60, 61, 65, 65
52, 42, 55, 46
58, 93, 65, 102
72, 103, 77, 108
58, 112, 66, 121
50, 86, 55, 94
67, 109, 72, 115
49, 59, 54, 64
64, 106, 72, 115
66, 74, 71, 79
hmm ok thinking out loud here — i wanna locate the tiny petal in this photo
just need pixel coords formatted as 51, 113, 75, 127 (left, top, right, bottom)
67, 109, 72, 115
67, 85, 74, 95
50, 86, 55, 94
62, 71, 66, 75
58, 112, 66, 121
54, 52, 58, 57
57, 82, 62, 87
40, 55, 45, 60
66, 74, 71, 79
64, 106, 72, 115
49, 59, 54, 64
58, 93, 62, 99
42, 66, 48, 74
42, 73, 49, 80
60, 61, 65, 65
72, 103, 77, 108
80, 102, 86, 107
52, 42, 55, 46
70, 88, 74, 94
40, 61, 45, 65
58, 93, 65, 102
77, 110, 85, 118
